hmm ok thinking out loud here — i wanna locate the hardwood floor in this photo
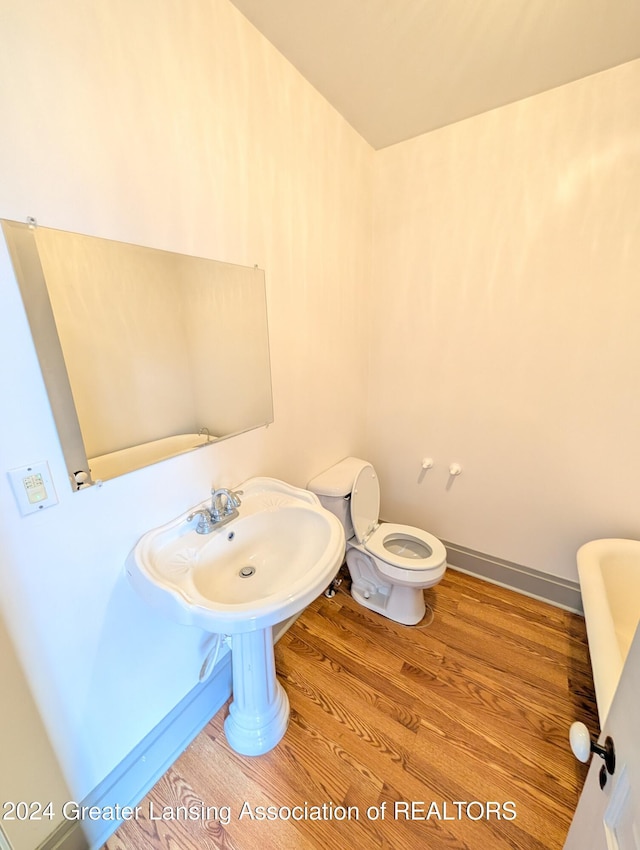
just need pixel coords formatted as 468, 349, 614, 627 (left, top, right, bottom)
104, 568, 598, 850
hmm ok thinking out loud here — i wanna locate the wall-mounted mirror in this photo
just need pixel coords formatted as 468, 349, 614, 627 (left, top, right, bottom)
2, 220, 273, 489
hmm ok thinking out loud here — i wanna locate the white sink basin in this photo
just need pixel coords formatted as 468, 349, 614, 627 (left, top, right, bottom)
126, 476, 345, 755
127, 477, 345, 634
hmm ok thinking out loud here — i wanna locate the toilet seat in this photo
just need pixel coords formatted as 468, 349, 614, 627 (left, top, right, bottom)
365, 523, 446, 570
350, 464, 381, 544
349, 465, 446, 583
365, 524, 447, 582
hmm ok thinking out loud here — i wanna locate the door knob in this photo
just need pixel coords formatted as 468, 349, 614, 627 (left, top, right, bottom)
570, 722, 616, 775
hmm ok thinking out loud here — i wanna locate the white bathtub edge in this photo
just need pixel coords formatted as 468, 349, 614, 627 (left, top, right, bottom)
577, 539, 628, 725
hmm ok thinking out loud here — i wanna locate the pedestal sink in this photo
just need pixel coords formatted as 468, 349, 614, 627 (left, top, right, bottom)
126, 477, 345, 755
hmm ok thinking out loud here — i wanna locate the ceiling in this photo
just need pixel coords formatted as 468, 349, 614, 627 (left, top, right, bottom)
229, 0, 640, 149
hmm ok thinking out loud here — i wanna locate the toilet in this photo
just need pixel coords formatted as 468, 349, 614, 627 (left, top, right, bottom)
308, 457, 447, 625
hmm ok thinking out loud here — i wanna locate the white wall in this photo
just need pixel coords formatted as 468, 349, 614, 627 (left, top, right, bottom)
0, 0, 372, 801
367, 59, 640, 581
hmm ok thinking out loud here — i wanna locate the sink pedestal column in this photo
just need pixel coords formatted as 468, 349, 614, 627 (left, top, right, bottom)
224, 626, 289, 756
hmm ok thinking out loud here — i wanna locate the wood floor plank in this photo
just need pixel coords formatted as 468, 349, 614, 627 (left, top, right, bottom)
279, 634, 423, 734
104, 568, 596, 850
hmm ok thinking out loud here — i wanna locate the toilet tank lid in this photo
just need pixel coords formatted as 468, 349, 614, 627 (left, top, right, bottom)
307, 457, 370, 497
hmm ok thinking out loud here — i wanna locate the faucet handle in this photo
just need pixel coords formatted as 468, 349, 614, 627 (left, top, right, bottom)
227, 489, 243, 508
187, 508, 214, 534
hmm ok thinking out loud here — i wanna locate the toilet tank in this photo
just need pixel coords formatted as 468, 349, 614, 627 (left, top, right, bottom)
307, 457, 370, 541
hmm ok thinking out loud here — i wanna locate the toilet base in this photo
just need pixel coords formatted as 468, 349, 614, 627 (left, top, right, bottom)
351, 582, 426, 625
346, 548, 433, 626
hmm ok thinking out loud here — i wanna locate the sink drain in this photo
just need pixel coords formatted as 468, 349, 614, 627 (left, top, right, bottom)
239, 566, 256, 578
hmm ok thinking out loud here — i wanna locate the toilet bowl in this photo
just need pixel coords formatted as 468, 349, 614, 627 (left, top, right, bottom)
308, 457, 446, 625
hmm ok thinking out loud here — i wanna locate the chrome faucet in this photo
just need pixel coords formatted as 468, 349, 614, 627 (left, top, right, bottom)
187, 487, 243, 534
210, 487, 243, 521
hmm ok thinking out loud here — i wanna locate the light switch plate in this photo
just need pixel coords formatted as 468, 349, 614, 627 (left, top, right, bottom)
8, 461, 59, 515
